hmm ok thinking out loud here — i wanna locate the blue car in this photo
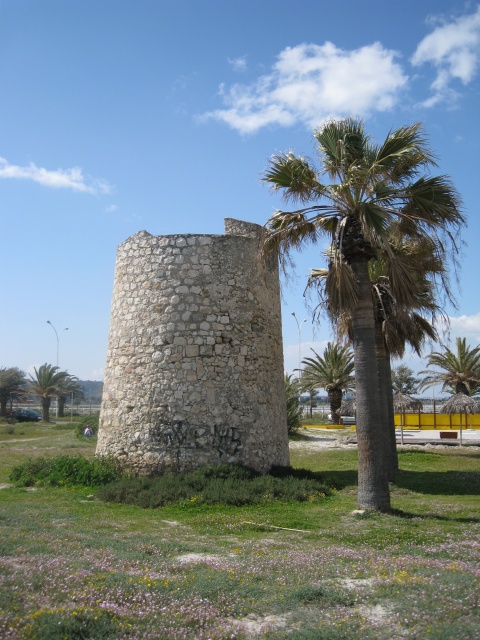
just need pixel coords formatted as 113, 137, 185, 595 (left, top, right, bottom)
13, 409, 42, 422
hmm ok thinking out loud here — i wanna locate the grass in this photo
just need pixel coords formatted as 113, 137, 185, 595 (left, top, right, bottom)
0, 423, 479, 639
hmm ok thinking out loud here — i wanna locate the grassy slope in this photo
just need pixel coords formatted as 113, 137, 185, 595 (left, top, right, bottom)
0, 423, 479, 639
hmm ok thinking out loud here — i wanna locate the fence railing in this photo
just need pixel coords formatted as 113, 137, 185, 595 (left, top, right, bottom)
394, 411, 480, 430
13, 404, 101, 416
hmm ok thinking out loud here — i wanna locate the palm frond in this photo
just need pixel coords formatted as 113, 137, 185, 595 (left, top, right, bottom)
314, 118, 368, 179
262, 152, 322, 204
373, 123, 436, 181
402, 175, 464, 229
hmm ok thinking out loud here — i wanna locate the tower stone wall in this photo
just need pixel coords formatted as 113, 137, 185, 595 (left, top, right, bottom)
96, 218, 289, 475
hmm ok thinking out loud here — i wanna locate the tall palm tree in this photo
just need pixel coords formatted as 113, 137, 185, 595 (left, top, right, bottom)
300, 342, 355, 425
419, 337, 480, 396
28, 364, 69, 422
369, 231, 444, 480
262, 118, 463, 511
309, 229, 446, 482
56, 376, 85, 418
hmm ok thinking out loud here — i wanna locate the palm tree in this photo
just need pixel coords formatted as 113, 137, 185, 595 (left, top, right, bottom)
419, 337, 480, 396
310, 229, 448, 482
369, 232, 444, 480
300, 342, 355, 425
0, 367, 27, 416
28, 364, 69, 422
56, 376, 85, 418
262, 118, 464, 511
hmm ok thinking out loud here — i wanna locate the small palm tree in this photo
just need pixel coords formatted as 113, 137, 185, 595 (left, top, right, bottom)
0, 367, 27, 416
284, 374, 302, 434
262, 118, 464, 510
56, 376, 85, 418
300, 343, 355, 425
419, 337, 480, 396
29, 364, 69, 422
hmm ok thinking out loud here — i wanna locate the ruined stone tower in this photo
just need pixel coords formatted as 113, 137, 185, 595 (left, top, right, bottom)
96, 218, 289, 475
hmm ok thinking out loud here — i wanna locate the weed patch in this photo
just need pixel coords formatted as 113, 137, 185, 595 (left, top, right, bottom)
19, 607, 128, 640
9, 454, 123, 487
97, 464, 332, 508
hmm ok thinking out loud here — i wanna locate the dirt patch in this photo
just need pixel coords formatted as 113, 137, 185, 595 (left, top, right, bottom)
290, 429, 357, 451
231, 612, 290, 635
175, 553, 225, 564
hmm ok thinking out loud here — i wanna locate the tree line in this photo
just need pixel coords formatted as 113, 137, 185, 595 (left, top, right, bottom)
287, 336, 480, 427
0, 364, 85, 422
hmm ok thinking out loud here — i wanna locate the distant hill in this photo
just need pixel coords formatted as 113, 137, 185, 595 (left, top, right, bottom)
79, 380, 103, 404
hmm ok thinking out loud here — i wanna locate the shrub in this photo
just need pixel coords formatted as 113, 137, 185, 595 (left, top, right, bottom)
20, 606, 125, 639
97, 463, 331, 508
9, 454, 123, 487
1, 425, 15, 434
75, 414, 99, 438
285, 374, 302, 434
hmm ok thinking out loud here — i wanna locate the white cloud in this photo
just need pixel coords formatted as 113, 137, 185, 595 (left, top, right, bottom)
0, 156, 111, 195
448, 312, 480, 343
228, 56, 247, 72
105, 204, 118, 213
411, 6, 480, 106
203, 42, 407, 134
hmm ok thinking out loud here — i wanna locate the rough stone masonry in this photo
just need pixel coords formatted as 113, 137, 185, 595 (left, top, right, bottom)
96, 218, 289, 475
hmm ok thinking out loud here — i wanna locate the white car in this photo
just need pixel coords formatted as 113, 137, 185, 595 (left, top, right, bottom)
328, 414, 356, 425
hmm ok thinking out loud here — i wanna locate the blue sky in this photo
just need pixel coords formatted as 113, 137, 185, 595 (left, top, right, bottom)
1, 0, 479, 387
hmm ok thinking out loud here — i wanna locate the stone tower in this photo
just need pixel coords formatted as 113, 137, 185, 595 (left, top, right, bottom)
96, 218, 289, 475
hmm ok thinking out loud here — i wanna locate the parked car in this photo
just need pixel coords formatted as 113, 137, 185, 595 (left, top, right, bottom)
12, 409, 42, 422
328, 413, 356, 426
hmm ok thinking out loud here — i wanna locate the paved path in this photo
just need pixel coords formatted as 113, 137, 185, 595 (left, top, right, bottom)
394, 429, 480, 446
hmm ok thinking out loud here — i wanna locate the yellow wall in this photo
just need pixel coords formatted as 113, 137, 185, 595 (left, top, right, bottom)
394, 412, 480, 430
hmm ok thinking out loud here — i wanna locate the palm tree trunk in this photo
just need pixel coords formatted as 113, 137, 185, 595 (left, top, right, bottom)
349, 256, 391, 511
57, 396, 66, 418
328, 388, 342, 425
374, 323, 397, 482
384, 348, 398, 479
41, 397, 51, 422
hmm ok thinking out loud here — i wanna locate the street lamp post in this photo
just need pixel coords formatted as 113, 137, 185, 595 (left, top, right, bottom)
291, 312, 306, 380
46, 320, 69, 367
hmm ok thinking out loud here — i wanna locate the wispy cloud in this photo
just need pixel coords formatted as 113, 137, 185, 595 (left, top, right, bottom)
202, 42, 407, 134
228, 56, 247, 72
411, 5, 480, 106
0, 156, 111, 195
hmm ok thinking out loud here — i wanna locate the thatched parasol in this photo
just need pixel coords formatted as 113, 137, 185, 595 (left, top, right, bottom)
440, 392, 478, 445
393, 393, 423, 445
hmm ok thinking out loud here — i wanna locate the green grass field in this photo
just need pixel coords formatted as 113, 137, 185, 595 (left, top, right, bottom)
1, 422, 479, 639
